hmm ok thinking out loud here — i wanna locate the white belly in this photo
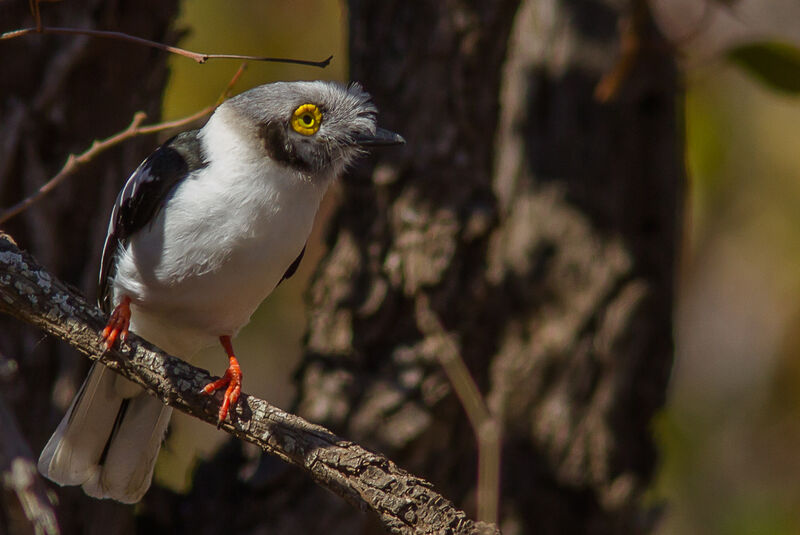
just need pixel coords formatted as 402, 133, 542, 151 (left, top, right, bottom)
111, 153, 326, 357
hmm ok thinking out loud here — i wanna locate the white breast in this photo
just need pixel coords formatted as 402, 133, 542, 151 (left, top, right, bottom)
112, 107, 330, 357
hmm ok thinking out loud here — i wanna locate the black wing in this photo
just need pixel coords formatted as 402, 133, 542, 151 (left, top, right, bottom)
98, 130, 207, 311
278, 245, 306, 286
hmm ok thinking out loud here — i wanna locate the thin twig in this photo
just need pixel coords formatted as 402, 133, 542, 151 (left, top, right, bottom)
593, 0, 652, 103
415, 295, 502, 526
0, 395, 60, 535
0, 63, 247, 226
29, 0, 40, 31
0, 235, 499, 535
213, 62, 248, 106
594, 12, 640, 103
29, 0, 63, 32
0, 27, 332, 68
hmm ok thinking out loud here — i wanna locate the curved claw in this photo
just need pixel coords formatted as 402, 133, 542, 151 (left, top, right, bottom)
101, 296, 131, 350
201, 350, 242, 426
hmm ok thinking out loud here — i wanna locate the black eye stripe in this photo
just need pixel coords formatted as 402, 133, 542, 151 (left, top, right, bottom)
258, 122, 312, 172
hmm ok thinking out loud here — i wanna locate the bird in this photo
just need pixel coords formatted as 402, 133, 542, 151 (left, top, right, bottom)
37, 80, 404, 503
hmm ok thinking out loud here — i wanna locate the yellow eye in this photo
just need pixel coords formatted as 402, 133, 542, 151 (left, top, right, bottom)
290, 103, 322, 136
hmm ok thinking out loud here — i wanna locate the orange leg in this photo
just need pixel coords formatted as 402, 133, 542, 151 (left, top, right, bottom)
201, 335, 242, 426
101, 295, 131, 350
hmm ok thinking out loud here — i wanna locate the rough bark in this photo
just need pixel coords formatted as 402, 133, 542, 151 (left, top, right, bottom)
0, 233, 498, 535
0, 395, 59, 535
0, 1, 179, 533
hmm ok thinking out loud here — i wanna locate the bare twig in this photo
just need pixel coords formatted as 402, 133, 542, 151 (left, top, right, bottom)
9, 1, 331, 67
11, 0, 332, 66
415, 295, 502, 526
212, 62, 248, 106
594, 10, 640, 103
0, 63, 247, 226
0, 234, 499, 535
0, 394, 60, 535
28, 0, 63, 33
0, 26, 332, 68
593, 0, 656, 103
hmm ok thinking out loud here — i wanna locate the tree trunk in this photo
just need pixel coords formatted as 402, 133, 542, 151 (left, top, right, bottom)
0, 1, 179, 533
292, 0, 682, 533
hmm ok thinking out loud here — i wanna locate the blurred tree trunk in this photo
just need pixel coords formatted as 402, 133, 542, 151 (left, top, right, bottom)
291, 0, 681, 533
0, 1, 179, 533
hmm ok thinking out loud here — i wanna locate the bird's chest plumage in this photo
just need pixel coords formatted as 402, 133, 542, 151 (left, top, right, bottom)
112, 152, 326, 351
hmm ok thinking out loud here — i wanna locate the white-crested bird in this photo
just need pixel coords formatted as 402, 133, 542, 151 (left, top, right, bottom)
38, 80, 404, 503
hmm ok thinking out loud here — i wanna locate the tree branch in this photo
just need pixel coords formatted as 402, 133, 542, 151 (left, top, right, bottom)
0, 62, 247, 225
415, 295, 502, 525
0, 27, 333, 68
0, 234, 499, 535
0, 395, 59, 535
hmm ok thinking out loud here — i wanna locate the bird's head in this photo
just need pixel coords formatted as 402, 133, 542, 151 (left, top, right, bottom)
221, 80, 404, 180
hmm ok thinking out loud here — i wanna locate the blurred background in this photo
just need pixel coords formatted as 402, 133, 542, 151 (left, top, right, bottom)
149, 1, 800, 533
5, 0, 799, 533
156, 1, 800, 533
653, 1, 800, 534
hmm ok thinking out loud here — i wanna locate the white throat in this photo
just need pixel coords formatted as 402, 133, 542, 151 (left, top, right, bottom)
112, 106, 333, 356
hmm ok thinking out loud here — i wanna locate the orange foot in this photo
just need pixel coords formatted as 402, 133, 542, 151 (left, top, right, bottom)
201, 335, 242, 426
101, 295, 131, 350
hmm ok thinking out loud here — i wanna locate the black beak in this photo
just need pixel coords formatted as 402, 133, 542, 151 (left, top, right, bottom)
355, 127, 406, 146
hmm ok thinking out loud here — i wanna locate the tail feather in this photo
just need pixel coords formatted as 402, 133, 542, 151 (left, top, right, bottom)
83, 397, 172, 503
38, 363, 172, 503
38, 364, 122, 486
